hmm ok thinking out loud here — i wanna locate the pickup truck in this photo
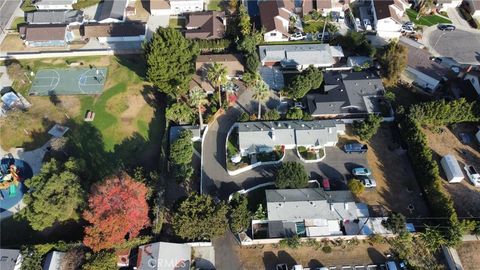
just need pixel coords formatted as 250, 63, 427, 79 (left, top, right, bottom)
343, 143, 368, 154
464, 165, 480, 187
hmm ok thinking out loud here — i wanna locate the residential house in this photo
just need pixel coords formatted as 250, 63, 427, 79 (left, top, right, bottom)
20, 24, 67, 47
43, 251, 65, 270
83, 22, 146, 43
258, 44, 344, 70
150, 0, 172, 15
26, 10, 84, 25
258, 0, 297, 42
301, 0, 347, 16
306, 71, 386, 118
136, 242, 191, 270
464, 0, 480, 17
196, 54, 244, 79
185, 11, 226, 40
0, 249, 22, 270
400, 39, 449, 93
252, 188, 369, 238
371, 0, 409, 39
169, 125, 202, 144
94, 0, 129, 23
237, 120, 345, 156
169, 0, 204, 14
34, 0, 77, 10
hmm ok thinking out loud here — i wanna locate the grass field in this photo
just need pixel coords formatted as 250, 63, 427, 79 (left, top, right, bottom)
169, 17, 186, 28
406, 9, 452, 26
9, 17, 25, 31
207, 0, 223, 11
0, 56, 165, 169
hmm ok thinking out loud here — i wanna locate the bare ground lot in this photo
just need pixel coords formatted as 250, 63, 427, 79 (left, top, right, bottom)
237, 242, 391, 269
423, 123, 480, 217
340, 124, 430, 218
457, 241, 480, 270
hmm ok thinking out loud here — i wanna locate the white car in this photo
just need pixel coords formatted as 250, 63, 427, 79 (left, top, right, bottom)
363, 19, 372, 31
464, 165, 480, 187
355, 18, 362, 30
360, 177, 377, 188
290, 32, 305, 41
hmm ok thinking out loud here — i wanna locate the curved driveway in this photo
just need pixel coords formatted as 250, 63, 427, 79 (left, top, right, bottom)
201, 89, 280, 198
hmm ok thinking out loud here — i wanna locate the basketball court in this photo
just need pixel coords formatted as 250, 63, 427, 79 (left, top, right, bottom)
29, 67, 108, 96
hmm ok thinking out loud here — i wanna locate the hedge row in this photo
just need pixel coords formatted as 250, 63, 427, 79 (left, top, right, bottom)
192, 39, 232, 53
399, 99, 479, 245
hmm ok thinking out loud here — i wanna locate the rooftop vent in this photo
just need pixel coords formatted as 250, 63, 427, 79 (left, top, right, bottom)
344, 202, 349, 210
288, 125, 292, 129
301, 124, 305, 127
277, 123, 281, 127
330, 203, 334, 211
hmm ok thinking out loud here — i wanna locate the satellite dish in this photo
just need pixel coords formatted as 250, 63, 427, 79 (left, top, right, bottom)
148, 259, 157, 268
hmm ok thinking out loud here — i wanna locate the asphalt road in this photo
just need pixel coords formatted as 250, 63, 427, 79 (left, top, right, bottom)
424, 26, 480, 65
0, 0, 20, 32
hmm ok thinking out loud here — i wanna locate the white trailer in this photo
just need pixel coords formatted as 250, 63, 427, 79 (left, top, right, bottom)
440, 155, 464, 183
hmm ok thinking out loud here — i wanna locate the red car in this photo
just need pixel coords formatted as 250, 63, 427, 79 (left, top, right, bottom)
322, 178, 331, 191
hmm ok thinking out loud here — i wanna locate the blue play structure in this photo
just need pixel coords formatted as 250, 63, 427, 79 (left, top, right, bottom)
0, 156, 32, 213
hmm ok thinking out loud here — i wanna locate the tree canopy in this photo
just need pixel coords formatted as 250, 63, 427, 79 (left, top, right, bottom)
82, 251, 117, 270
145, 27, 198, 98
22, 158, 85, 231
83, 174, 150, 251
173, 193, 228, 240
169, 129, 194, 165
338, 31, 376, 57
166, 102, 194, 124
286, 66, 323, 99
285, 107, 304, 120
353, 114, 382, 141
348, 179, 365, 195
275, 162, 309, 189
228, 193, 251, 233
379, 40, 408, 86
383, 212, 407, 234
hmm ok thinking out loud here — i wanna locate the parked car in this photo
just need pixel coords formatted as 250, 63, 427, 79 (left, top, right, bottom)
344, 143, 368, 154
438, 24, 456, 31
355, 18, 362, 29
403, 21, 415, 28
464, 165, 480, 187
401, 25, 415, 33
352, 167, 372, 176
290, 32, 306, 41
316, 32, 331, 41
322, 178, 331, 191
276, 264, 288, 270
293, 102, 305, 109
363, 19, 372, 31
359, 175, 377, 188
386, 261, 398, 270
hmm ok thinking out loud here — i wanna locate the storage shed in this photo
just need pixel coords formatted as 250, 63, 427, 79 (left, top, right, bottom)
440, 155, 464, 183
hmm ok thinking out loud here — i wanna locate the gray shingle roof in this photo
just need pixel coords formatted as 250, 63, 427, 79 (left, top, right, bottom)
307, 71, 385, 116
237, 120, 345, 153
137, 242, 191, 270
258, 44, 344, 68
0, 249, 21, 270
26, 10, 83, 24
266, 188, 369, 221
95, 0, 128, 22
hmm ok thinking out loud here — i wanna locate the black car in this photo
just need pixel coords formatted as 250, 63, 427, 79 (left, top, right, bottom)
437, 24, 456, 31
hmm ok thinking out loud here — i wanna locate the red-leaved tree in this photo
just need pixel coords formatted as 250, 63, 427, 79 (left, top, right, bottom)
83, 174, 150, 251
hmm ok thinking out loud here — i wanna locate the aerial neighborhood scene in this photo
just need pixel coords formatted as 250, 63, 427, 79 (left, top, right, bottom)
2, 0, 480, 269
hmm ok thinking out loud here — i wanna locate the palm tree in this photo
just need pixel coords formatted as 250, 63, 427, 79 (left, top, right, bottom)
206, 62, 228, 107
417, 0, 433, 20
189, 86, 208, 130
252, 80, 270, 119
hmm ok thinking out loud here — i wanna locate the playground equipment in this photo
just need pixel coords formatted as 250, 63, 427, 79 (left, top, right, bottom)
0, 164, 21, 197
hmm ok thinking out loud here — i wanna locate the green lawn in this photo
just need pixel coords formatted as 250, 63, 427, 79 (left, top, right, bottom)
9, 17, 25, 31
207, 0, 223, 11
169, 17, 186, 29
72, 0, 101, 9
21, 0, 36, 12
406, 9, 452, 26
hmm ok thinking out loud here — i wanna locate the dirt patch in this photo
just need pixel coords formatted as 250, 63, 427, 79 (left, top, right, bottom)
423, 124, 480, 217
457, 241, 480, 270
340, 124, 430, 217
121, 94, 146, 119
237, 242, 391, 269
58, 96, 81, 116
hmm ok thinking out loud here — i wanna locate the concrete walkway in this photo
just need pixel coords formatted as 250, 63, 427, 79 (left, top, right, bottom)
0, 65, 13, 87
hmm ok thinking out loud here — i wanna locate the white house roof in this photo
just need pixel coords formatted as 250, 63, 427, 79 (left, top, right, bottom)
258, 44, 344, 67
137, 242, 191, 270
0, 249, 22, 270
43, 251, 66, 270
237, 120, 345, 152
266, 188, 369, 222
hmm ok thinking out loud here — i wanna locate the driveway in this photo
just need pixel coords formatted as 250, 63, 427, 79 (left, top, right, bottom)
146, 15, 170, 40
423, 25, 480, 65
446, 7, 471, 29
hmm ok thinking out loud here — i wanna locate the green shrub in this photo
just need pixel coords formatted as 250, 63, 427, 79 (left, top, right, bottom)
264, 109, 281, 120
238, 112, 250, 122
321, 245, 332, 253
279, 236, 301, 249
